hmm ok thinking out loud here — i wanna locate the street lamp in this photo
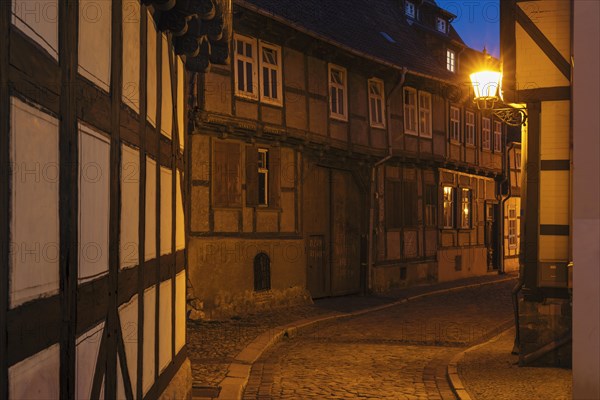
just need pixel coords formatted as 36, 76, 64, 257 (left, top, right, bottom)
470, 69, 527, 127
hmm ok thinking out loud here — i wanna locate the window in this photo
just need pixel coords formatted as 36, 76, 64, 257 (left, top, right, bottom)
515, 152, 522, 169
460, 188, 472, 229
437, 17, 447, 33
234, 34, 258, 99
385, 180, 417, 228
418, 91, 432, 137
257, 149, 269, 206
446, 49, 456, 72
213, 142, 242, 207
482, 117, 491, 150
405, 1, 416, 18
403, 181, 418, 227
450, 106, 460, 142
443, 186, 455, 228
465, 111, 475, 145
508, 207, 517, 248
368, 78, 385, 128
425, 185, 437, 226
493, 121, 502, 152
253, 253, 271, 291
403, 87, 417, 135
329, 64, 348, 120
259, 42, 282, 105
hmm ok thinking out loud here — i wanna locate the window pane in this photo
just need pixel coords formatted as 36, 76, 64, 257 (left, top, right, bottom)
246, 62, 253, 92
237, 60, 245, 91
331, 87, 337, 113
245, 43, 252, 57
237, 40, 243, 55
271, 69, 278, 99
263, 67, 269, 97
338, 88, 344, 115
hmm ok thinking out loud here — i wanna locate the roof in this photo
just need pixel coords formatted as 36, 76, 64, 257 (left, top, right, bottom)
234, 0, 476, 83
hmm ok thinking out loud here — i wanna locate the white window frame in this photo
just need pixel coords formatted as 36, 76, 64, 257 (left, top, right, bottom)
446, 49, 456, 72
437, 17, 447, 33
443, 186, 455, 229
403, 87, 418, 135
328, 64, 348, 121
258, 148, 269, 206
515, 151, 522, 169
418, 91, 432, 138
465, 111, 475, 146
493, 121, 503, 152
234, 34, 258, 100
508, 206, 517, 248
368, 78, 386, 128
405, 1, 416, 18
450, 106, 460, 142
259, 41, 283, 106
482, 117, 491, 150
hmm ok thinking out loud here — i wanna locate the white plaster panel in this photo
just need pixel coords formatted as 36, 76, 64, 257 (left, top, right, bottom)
540, 170, 570, 226
161, 34, 173, 138
159, 279, 172, 373
147, 11, 157, 127
78, 123, 110, 283
175, 270, 186, 353
120, 144, 140, 269
11, 0, 59, 59
78, 0, 112, 91
175, 170, 185, 251
142, 285, 156, 396
541, 100, 571, 160
9, 343, 59, 399
118, 295, 138, 398
160, 166, 173, 255
177, 57, 185, 150
122, 0, 140, 112
10, 98, 60, 307
145, 157, 157, 261
75, 322, 104, 400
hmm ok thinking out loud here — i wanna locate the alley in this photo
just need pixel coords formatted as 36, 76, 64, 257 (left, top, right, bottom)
242, 280, 515, 400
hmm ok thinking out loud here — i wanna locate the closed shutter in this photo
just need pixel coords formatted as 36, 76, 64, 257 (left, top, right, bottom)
213, 142, 241, 207
268, 147, 281, 208
403, 181, 417, 227
245, 145, 258, 207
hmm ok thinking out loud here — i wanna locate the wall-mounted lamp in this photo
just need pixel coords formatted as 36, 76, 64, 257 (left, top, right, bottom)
470, 70, 527, 127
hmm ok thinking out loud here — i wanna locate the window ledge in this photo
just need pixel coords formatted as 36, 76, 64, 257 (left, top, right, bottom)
330, 114, 348, 122
235, 92, 259, 102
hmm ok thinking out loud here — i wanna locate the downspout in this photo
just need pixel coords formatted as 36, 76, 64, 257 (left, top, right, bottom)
367, 67, 407, 292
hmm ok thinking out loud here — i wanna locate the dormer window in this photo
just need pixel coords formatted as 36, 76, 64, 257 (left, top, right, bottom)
405, 1, 416, 18
437, 17, 447, 33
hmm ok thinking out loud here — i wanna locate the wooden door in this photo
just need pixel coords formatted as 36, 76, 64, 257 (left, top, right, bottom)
307, 235, 326, 298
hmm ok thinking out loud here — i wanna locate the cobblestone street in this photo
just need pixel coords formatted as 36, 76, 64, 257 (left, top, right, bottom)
242, 280, 515, 399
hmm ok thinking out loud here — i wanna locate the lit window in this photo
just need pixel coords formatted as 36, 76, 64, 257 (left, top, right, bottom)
450, 106, 460, 142
460, 188, 471, 229
368, 78, 385, 128
446, 49, 456, 72
515, 152, 521, 169
437, 17, 447, 33
465, 111, 475, 145
329, 64, 347, 120
234, 34, 258, 99
259, 42, 282, 105
493, 121, 503, 152
403, 87, 417, 135
405, 1, 416, 18
258, 149, 269, 206
508, 206, 517, 248
482, 117, 491, 150
418, 91, 432, 137
443, 186, 455, 228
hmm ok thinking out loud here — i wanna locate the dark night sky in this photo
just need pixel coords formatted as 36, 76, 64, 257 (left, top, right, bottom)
436, 0, 500, 58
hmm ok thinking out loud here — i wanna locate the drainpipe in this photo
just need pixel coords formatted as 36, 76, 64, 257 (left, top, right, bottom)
367, 67, 407, 292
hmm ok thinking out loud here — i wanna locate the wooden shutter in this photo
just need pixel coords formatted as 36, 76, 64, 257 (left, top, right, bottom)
214, 142, 241, 207
268, 147, 281, 208
403, 181, 417, 227
245, 145, 258, 207
385, 180, 401, 229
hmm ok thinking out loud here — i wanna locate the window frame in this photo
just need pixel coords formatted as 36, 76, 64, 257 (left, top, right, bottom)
257, 148, 269, 207
446, 49, 456, 73
482, 117, 491, 150
368, 78, 386, 128
436, 17, 447, 33
493, 120, 503, 152
258, 41, 283, 106
328, 64, 348, 121
418, 91, 432, 138
459, 188, 472, 229
233, 34, 259, 100
405, 1, 416, 18
508, 206, 518, 248
465, 111, 475, 146
450, 106, 461, 142
442, 186, 455, 229
403, 87, 418, 135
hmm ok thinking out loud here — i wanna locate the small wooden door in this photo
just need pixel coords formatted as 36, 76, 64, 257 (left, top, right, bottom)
307, 235, 326, 298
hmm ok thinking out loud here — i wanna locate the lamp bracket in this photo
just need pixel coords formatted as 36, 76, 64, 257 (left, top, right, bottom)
492, 108, 528, 127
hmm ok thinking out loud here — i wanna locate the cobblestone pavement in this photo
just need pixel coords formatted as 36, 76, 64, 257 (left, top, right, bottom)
459, 327, 572, 400
242, 280, 516, 400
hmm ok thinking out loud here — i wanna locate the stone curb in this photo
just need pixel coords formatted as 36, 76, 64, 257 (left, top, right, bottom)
213, 275, 516, 400
446, 324, 514, 400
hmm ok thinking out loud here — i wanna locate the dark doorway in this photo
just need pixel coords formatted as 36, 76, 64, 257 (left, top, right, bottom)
485, 202, 501, 270
253, 253, 271, 291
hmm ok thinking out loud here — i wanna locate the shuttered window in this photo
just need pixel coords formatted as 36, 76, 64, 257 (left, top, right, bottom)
385, 180, 417, 228
425, 185, 437, 227
213, 142, 242, 207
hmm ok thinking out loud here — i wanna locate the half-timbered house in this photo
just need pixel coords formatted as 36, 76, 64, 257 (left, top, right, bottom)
1, 0, 229, 398
187, 0, 508, 319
